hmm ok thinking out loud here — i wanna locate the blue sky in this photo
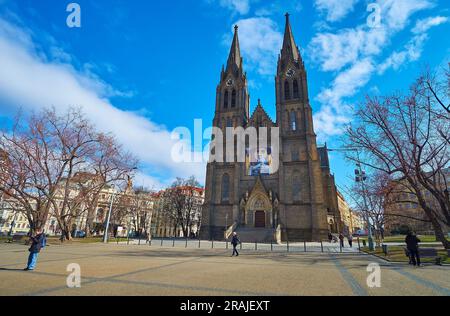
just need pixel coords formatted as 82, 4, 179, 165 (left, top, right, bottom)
0, 0, 449, 200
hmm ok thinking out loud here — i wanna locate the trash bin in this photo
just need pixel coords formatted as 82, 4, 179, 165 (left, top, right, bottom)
382, 245, 388, 255
362, 240, 367, 247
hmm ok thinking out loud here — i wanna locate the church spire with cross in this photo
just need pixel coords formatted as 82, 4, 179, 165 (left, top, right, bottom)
225, 25, 243, 75
280, 13, 301, 63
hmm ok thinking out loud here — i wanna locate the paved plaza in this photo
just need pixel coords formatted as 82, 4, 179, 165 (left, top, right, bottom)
0, 242, 449, 296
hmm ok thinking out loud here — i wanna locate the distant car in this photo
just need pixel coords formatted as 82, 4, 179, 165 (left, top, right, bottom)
73, 230, 86, 238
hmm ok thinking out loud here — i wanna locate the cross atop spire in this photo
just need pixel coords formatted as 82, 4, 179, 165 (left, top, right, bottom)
226, 25, 242, 74
281, 12, 300, 63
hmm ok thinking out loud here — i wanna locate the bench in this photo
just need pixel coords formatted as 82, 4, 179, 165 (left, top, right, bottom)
419, 248, 442, 266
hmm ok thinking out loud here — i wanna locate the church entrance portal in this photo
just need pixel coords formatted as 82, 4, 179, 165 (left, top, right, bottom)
254, 211, 266, 228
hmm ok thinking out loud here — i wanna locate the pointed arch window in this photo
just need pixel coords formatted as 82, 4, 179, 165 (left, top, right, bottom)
293, 79, 299, 99
290, 111, 297, 131
292, 172, 301, 202
284, 80, 291, 100
222, 174, 230, 201
224, 90, 229, 109
231, 90, 237, 108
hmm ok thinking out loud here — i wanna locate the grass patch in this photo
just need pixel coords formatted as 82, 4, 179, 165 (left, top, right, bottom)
362, 246, 450, 264
359, 235, 450, 244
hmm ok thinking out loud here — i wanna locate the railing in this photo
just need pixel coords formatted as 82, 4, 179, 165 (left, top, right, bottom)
122, 237, 361, 254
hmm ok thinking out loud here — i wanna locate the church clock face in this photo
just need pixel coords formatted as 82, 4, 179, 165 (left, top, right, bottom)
286, 68, 295, 77
226, 79, 234, 87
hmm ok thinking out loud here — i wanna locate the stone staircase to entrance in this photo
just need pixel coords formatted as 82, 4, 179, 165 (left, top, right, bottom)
234, 227, 276, 243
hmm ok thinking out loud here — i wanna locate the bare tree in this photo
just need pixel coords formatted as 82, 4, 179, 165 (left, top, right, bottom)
345, 70, 450, 249
158, 176, 203, 238
344, 172, 394, 245
118, 187, 154, 239
0, 107, 138, 240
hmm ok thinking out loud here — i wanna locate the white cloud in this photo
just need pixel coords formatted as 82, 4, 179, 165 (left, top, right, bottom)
227, 17, 283, 75
0, 18, 206, 190
309, 0, 436, 140
209, 0, 252, 15
314, 58, 375, 141
382, 0, 435, 31
412, 15, 448, 34
378, 34, 427, 74
314, 0, 359, 22
308, 27, 386, 71
317, 58, 375, 108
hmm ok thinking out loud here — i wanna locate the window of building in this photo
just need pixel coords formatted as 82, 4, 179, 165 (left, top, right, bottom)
231, 90, 236, 108
224, 90, 229, 108
293, 79, 299, 99
292, 149, 299, 161
284, 80, 291, 100
292, 173, 301, 201
290, 111, 297, 131
222, 174, 230, 201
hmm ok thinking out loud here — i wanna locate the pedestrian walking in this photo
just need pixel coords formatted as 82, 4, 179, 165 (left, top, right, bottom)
348, 234, 353, 248
339, 233, 345, 248
24, 228, 46, 271
231, 232, 241, 257
405, 231, 422, 267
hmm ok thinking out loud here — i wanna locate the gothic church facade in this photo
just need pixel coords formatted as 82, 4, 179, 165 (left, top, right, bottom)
200, 14, 341, 242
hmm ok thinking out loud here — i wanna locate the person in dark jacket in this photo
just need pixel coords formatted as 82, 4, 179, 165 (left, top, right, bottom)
24, 228, 45, 271
339, 233, 345, 248
405, 231, 421, 267
348, 234, 353, 248
231, 232, 241, 257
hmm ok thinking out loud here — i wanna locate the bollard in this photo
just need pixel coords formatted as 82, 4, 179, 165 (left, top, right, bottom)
287, 240, 290, 253
255, 242, 257, 251
358, 237, 361, 252
271, 240, 273, 252
321, 240, 324, 253
304, 241, 306, 253
149, 238, 152, 247
173, 238, 175, 248
138, 237, 141, 246
212, 240, 214, 249
198, 239, 201, 248
117, 237, 120, 245
240, 242, 242, 250
161, 238, 163, 247
226, 240, 228, 249
340, 242, 343, 253
185, 238, 188, 248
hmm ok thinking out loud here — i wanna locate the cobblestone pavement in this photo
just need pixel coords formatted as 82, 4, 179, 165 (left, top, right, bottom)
0, 243, 449, 296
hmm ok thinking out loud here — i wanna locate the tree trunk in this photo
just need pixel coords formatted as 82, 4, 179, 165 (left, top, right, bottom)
85, 196, 99, 237
430, 216, 450, 249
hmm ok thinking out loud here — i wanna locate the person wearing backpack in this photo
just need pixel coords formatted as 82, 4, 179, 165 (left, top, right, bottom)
24, 228, 46, 271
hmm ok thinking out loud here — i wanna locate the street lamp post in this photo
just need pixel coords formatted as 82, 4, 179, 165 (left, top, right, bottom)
328, 147, 374, 251
103, 187, 116, 244
355, 154, 374, 251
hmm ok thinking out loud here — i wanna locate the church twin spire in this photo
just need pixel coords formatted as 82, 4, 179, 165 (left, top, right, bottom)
223, 13, 302, 80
